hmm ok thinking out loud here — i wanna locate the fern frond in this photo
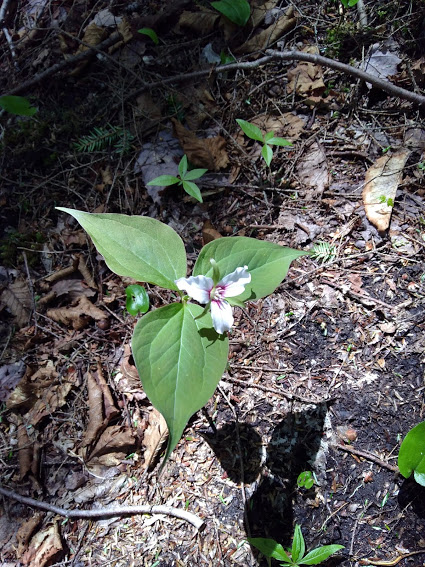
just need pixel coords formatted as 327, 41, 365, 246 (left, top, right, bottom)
310, 241, 337, 263
74, 124, 132, 153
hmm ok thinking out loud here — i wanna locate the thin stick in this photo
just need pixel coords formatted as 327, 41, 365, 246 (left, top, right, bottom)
0, 0, 11, 25
332, 443, 398, 473
0, 485, 204, 529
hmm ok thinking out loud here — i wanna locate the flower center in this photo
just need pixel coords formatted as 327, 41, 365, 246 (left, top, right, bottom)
210, 285, 225, 302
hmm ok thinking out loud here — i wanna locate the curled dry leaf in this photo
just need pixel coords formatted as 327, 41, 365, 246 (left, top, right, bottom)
16, 514, 44, 557
172, 118, 229, 171
87, 425, 139, 466
143, 408, 168, 471
70, 23, 108, 75
17, 416, 38, 480
177, 8, 219, 35
363, 148, 410, 232
236, 6, 296, 55
80, 367, 120, 449
250, 0, 280, 29
47, 295, 108, 330
21, 522, 64, 567
202, 220, 223, 245
0, 278, 31, 328
287, 46, 326, 96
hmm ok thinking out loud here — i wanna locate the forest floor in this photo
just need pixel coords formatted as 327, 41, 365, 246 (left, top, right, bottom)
0, 0, 425, 566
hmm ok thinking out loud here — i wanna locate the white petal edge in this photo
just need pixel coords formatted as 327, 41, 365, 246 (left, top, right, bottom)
210, 299, 234, 334
175, 275, 212, 304
220, 266, 251, 298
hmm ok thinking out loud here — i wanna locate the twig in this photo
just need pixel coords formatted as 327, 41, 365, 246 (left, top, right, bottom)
332, 443, 399, 473
358, 550, 425, 566
2, 27, 18, 69
223, 375, 329, 405
0, 0, 11, 25
0, 485, 204, 529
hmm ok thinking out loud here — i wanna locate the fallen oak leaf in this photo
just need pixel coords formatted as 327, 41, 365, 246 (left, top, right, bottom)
21, 522, 64, 567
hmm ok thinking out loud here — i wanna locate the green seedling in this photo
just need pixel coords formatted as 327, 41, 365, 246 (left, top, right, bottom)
236, 119, 292, 167
340, 0, 359, 7
137, 28, 159, 44
0, 95, 38, 116
125, 285, 150, 316
297, 471, 316, 490
398, 421, 425, 486
147, 155, 207, 203
309, 241, 336, 264
212, 0, 250, 26
249, 524, 344, 566
378, 195, 394, 207
74, 124, 134, 154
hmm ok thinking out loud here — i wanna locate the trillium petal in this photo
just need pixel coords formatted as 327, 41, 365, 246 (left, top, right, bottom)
220, 266, 251, 298
211, 299, 234, 334
175, 275, 212, 304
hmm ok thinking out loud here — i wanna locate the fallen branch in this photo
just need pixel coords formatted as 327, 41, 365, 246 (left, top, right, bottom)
0, 485, 204, 530
332, 443, 399, 473
5, 46, 425, 109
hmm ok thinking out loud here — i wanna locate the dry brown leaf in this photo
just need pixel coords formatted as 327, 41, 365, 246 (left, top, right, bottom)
202, 221, 223, 245
47, 295, 107, 330
363, 148, 410, 232
143, 408, 168, 470
0, 278, 31, 328
177, 8, 219, 35
16, 514, 43, 557
287, 46, 325, 96
87, 425, 138, 466
296, 141, 329, 198
249, 113, 305, 141
77, 255, 97, 289
250, 0, 280, 29
70, 23, 108, 75
17, 416, 37, 480
26, 371, 73, 426
21, 522, 63, 567
0, 361, 25, 402
172, 119, 229, 170
50, 279, 96, 301
236, 7, 296, 54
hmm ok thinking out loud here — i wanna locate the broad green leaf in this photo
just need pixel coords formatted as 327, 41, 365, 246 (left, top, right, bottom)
212, 0, 250, 26
264, 131, 275, 142
125, 285, 149, 316
291, 525, 306, 563
132, 302, 229, 463
182, 180, 203, 202
137, 27, 159, 44
194, 237, 307, 301
297, 471, 314, 489
398, 421, 425, 482
147, 175, 180, 186
178, 155, 188, 178
301, 545, 344, 565
0, 95, 37, 116
236, 119, 264, 142
248, 538, 292, 563
267, 137, 292, 147
183, 168, 208, 181
56, 209, 186, 290
262, 144, 273, 166
414, 471, 425, 486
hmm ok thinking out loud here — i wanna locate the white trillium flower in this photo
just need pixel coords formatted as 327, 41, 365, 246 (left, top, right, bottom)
175, 265, 251, 334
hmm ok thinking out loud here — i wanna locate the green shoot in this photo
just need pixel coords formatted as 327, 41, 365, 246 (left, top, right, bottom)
212, 0, 250, 26
147, 155, 207, 203
236, 119, 292, 166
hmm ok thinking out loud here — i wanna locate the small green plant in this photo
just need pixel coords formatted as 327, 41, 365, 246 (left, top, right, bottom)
417, 162, 425, 171
310, 242, 336, 263
0, 95, 38, 116
147, 155, 207, 203
125, 285, 150, 316
297, 471, 316, 490
212, 0, 250, 26
137, 28, 159, 44
378, 195, 394, 207
340, 0, 359, 7
74, 124, 134, 154
249, 524, 344, 566
236, 119, 292, 167
398, 421, 425, 486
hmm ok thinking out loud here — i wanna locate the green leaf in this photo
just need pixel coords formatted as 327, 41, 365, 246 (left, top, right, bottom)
125, 285, 150, 316
182, 180, 203, 203
398, 421, 425, 482
297, 471, 314, 489
132, 302, 229, 463
211, 0, 250, 26
137, 27, 159, 44
267, 137, 292, 147
236, 119, 264, 142
301, 545, 344, 565
56, 209, 187, 290
147, 175, 180, 187
178, 155, 188, 178
264, 131, 275, 142
0, 95, 37, 116
194, 237, 307, 301
248, 538, 292, 563
262, 144, 273, 166
183, 168, 208, 181
291, 525, 306, 563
